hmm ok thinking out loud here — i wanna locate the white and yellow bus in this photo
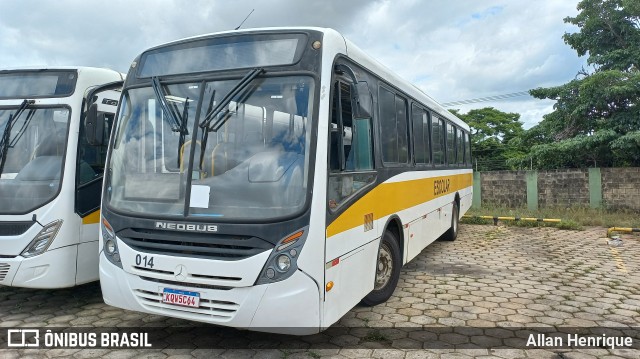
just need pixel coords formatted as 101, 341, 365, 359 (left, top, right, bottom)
99, 28, 472, 333
0, 67, 123, 288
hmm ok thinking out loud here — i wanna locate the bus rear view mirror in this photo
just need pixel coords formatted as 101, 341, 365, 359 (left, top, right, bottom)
353, 82, 373, 119
85, 103, 105, 146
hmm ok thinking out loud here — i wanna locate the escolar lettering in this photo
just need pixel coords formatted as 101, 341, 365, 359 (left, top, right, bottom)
434, 179, 451, 195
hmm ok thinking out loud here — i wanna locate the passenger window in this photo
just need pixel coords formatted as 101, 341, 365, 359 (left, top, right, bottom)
431, 117, 445, 165
379, 87, 409, 164
457, 128, 465, 165
464, 132, 472, 165
328, 79, 375, 211
411, 105, 430, 164
446, 123, 456, 165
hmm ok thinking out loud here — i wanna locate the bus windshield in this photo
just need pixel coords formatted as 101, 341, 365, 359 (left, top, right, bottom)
106, 75, 314, 220
0, 106, 70, 214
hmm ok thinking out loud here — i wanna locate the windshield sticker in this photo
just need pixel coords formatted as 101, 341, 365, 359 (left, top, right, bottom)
189, 185, 210, 208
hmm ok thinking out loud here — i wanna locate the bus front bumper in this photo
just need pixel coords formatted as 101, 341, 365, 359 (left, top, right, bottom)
99, 252, 321, 334
0, 245, 78, 288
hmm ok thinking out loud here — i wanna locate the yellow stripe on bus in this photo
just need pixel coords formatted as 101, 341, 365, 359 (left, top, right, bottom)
82, 210, 101, 225
326, 173, 472, 238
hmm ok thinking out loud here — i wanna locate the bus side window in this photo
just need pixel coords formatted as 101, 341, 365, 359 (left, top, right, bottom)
411, 105, 430, 164
431, 117, 445, 165
330, 81, 374, 172
464, 132, 472, 165
379, 87, 409, 165
328, 80, 375, 211
457, 127, 465, 165
446, 122, 456, 165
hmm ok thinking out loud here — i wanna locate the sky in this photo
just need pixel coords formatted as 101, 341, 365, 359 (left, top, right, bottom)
0, 0, 586, 129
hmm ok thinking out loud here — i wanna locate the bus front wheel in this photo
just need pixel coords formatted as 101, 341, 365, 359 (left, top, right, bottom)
362, 230, 401, 306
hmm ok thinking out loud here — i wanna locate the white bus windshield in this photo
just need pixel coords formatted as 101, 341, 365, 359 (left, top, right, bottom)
106, 75, 314, 220
0, 106, 70, 214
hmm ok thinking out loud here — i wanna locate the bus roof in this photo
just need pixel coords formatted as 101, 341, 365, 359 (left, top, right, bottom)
142, 27, 468, 131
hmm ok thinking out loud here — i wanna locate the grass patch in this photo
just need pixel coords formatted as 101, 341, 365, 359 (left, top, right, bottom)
362, 329, 389, 342
465, 205, 640, 229
461, 216, 492, 225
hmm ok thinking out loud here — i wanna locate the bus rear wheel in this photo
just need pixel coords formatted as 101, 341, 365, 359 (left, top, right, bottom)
440, 203, 459, 241
362, 230, 401, 306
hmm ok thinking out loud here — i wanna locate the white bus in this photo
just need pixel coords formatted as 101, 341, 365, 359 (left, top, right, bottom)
0, 67, 123, 288
99, 28, 472, 333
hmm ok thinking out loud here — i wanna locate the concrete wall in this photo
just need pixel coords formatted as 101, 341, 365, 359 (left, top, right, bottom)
601, 167, 640, 211
479, 170, 527, 208
537, 169, 590, 208
474, 168, 640, 211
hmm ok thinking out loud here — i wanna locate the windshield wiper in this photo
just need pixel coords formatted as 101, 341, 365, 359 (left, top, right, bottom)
196, 68, 264, 173
151, 77, 192, 168
176, 97, 189, 168
199, 67, 264, 131
151, 77, 186, 134
0, 99, 35, 177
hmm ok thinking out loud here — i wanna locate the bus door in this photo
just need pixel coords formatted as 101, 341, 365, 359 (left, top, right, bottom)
324, 76, 378, 324
75, 82, 122, 283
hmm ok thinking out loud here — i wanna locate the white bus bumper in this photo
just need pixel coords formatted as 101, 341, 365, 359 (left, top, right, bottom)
99, 252, 321, 334
0, 245, 78, 288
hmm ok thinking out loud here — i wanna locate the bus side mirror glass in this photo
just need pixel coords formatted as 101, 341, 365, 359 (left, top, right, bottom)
353, 82, 373, 119
85, 103, 105, 146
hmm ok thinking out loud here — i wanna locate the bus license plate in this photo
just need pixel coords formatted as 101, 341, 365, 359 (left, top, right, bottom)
162, 288, 200, 308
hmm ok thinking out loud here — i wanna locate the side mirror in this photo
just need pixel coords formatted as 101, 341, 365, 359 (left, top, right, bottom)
85, 103, 105, 146
353, 82, 373, 119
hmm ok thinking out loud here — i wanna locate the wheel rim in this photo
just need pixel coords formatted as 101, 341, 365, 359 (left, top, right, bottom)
374, 242, 393, 290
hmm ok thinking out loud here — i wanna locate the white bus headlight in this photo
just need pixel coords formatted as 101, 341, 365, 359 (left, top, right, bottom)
255, 226, 308, 285
101, 217, 122, 269
21, 220, 63, 258
105, 239, 117, 254
276, 255, 291, 271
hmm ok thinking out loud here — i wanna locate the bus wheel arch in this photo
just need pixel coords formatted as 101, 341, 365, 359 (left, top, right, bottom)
361, 216, 403, 306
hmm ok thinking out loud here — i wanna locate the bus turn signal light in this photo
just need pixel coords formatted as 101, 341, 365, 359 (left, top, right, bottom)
277, 230, 304, 251
326, 281, 334, 292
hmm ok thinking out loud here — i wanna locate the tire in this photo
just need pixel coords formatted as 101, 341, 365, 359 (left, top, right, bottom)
440, 202, 459, 241
362, 230, 402, 306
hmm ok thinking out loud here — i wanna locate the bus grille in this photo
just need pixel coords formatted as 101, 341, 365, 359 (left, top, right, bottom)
117, 228, 273, 260
133, 288, 240, 319
0, 221, 34, 236
0, 263, 10, 281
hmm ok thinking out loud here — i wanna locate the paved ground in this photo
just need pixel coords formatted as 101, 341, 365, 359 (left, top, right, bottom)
1, 224, 639, 358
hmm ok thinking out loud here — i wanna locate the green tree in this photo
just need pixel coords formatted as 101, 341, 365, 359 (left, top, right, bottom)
524, 0, 640, 169
451, 107, 524, 171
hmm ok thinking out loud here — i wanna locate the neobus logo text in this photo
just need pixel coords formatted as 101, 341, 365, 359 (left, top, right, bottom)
155, 222, 218, 232
434, 179, 451, 196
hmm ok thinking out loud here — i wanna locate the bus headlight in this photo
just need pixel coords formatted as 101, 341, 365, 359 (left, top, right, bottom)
255, 226, 309, 285
105, 239, 117, 254
21, 220, 63, 258
276, 255, 291, 271
101, 217, 122, 268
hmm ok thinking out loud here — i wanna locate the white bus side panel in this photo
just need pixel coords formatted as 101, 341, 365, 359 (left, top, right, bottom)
323, 170, 472, 327
323, 238, 378, 327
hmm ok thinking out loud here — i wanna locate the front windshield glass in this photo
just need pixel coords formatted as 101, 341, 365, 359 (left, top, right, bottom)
0, 106, 70, 214
107, 76, 314, 220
